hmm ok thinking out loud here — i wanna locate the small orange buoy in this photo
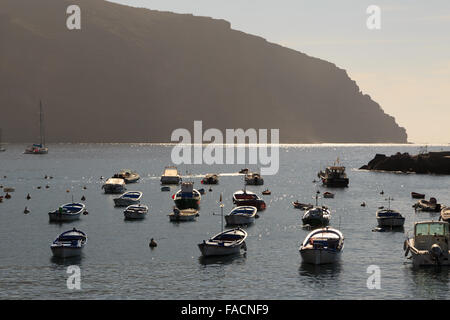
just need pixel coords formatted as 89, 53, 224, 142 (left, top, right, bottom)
66, 189, 70, 193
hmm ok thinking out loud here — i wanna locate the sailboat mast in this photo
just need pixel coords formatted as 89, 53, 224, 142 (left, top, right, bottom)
40, 100, 45, 146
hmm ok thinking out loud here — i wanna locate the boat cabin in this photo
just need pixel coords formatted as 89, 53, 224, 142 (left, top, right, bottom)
413, 221, 449, 251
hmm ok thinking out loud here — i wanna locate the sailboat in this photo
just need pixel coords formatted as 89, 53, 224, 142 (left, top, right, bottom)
24, 100, 48, 154
0, 128, 5, 152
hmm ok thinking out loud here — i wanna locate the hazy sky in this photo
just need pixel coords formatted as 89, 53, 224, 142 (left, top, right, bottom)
110, 0, 450, 144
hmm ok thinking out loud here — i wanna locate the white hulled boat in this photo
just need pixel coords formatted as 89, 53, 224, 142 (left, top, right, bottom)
51, 228, 87, 258
24, 101, 48, 154
404, 221, 450, 266
198, 228, 248, 257
114, 191, 143, 207
48, 203, 85, 222
299, 227, 344, 264
160, 166, 181, 185
169, 207, 199, 222
124, 204, 148, 219
102, 178, 126, 194
225, 206, 257, 226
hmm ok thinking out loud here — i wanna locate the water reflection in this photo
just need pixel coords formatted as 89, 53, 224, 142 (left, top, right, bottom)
50, 255, 83, 267
299, 261, 342, 277
407, 264, 450, 299
198, 253, 247, 266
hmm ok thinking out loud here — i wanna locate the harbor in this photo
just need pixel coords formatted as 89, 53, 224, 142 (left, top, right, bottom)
1, 143, 450, 299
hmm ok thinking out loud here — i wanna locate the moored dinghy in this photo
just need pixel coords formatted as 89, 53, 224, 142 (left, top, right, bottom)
225, 206, 257, 226
233, 189, 266, 211
376, 197, 404, 228
299, 227, 344, 265
113, 169, 140, 183
198, 228, 248, 257
51, 228, 87, 258
160, 166, 181, 185
48, 203, 85, 222
124, 204, 148, 219
169, 207, 199, 222
114, 191, 143, 207
102, 178, 126, 194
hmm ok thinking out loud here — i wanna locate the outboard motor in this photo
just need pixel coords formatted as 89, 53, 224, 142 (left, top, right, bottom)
430, 243, 443, 264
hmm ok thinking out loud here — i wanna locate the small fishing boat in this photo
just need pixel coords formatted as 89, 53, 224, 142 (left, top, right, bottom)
113, 169, 140, 183
244, 172, 264, 185
201, 174, 219, 185
440, 207, 450, 223
413, 197, 442, 212
51, 228, 87, 258
411, 192, 425, 199
169, 207, 199, 222
323, 191, 334, 199
124, 204, 148, 219
160, 166, 181, 185
262, 189, 271, 195
302, 193, 330, 227
225, 206, 257, 226
317, 160, 349, 187
48, 203, 85, 222
404, 221, 450, 266
173, 182, 201, 209
114, 191, 143, 207
233, 189, 266, 211
102, 178, 126, 194
3, 187, 15, 193
198, 228, 248, 257
299, 227, 344, 265
292, 201, 313, 210
302, 206, 331, 227
376, 197, 404, 227
24, 101, 48, 155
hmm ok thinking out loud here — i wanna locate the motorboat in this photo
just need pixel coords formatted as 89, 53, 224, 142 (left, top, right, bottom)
413, 197, 442, 212
245, 172, 264, 185
201, 174, 219, 185
24, 101, 48, 155
299, 227, 344, 265
113, 169, 140, 183
317, 161, 349, 187
173, 182, 201, 209
376, 197, 404, 227
302, 206, 331, 227
262, 189, 271, 195
124, 204, 148, 219
51, 228, 87, 258
404, 221, 450, 266
114, 191, 143, 207
292, 201, 313, 210
160, 166, 181, 185
169, 207, 199, 222
440, 207, 450, 223
48, 203, 85, 222
102, 178, 126, 194
198, 228, 248, 257
225, 206, 257, 226
411, 192, 425, 199
232, 189, 266, 211
323, 191, 335, 198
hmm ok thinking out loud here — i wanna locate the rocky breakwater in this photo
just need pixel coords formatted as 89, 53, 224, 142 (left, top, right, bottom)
360, 151, 450, 174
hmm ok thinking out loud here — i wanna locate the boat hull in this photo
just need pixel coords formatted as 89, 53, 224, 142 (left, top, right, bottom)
51, 246, 83, 258
114, 198, 140, 207
103, 186, 126, 194
48, 212, 81, 222
160, 176, 181, 184
300, 248, 342, 265
198, 242, 244, 257
124, 211, 147, 219
377, 217, 405, 227
174, 198, 200, 210
225, 215, 255, 226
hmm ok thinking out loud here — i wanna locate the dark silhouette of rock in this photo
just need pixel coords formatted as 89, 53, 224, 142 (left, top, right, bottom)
0, 0, 407, 143
360, 151, 450, 174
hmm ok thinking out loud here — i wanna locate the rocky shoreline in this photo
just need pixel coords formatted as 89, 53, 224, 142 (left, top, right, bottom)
360, 151, 450, 175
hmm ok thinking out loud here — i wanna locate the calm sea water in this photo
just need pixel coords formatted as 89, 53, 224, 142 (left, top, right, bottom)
0, 144, 450, 300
